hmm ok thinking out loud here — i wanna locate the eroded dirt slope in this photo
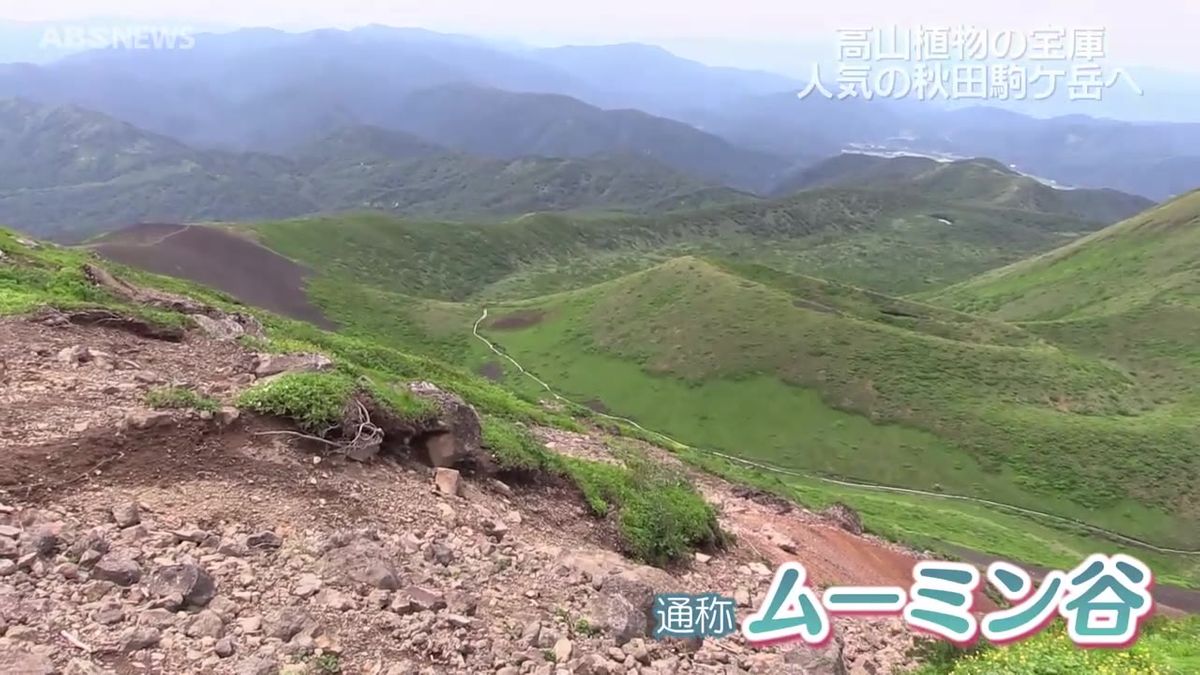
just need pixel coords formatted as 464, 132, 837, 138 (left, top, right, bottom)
0, 314, 927, 675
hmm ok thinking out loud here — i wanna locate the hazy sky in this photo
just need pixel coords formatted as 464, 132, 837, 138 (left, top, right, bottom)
3, 1, 1197, 73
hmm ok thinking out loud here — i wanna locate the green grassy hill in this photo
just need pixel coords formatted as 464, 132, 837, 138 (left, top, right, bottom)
251, 185, 1105, 304
85, 176, 1200, 587
477, 257, 1199, 550
930, 189, 1200, 437
773, 153, 1155, 223
931, 189, 1200, 321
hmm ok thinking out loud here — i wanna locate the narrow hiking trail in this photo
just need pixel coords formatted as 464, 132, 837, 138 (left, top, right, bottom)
465, 307, 1200, 612
472, 308, 1200, 556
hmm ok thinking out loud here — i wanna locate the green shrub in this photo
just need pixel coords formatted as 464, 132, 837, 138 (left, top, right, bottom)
145, 386, 219, 413
481, 415, 565, 473
565, 455, 722, 566
361, 376, 438, 421
236, 372, 358, 430
236, 371, 442, 432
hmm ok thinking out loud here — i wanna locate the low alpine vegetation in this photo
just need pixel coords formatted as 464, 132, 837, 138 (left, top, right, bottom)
235, 370, 436, 431
144, 386, 219, 413
566, 453, 723, 567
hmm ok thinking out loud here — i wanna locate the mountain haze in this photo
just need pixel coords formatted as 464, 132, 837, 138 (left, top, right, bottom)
388, 84, 790, 192
0, 99, 749, 239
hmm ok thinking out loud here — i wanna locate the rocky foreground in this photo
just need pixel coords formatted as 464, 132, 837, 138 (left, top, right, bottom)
0, 311, 924, 674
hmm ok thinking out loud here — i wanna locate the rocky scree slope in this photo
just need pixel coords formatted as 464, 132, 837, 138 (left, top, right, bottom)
0, 237, 927, 674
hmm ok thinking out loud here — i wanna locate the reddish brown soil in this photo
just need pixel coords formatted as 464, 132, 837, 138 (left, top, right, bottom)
487, 309, 546, 330
89, 223, 335, 328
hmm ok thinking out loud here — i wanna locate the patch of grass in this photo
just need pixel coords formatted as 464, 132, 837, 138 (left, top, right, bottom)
237, 372, 357, 431
479, 416, 722, 566
360, 376, 438, 422
145, 386, 219, 413
235, 369, 440, 432
0, 229, 193, 333
308, 653, 342, 675
574, 618, 600, 637
481, 416, 565, 473
565, 453, 722, 566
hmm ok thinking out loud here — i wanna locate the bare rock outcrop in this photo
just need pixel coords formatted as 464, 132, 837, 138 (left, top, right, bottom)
408, 381, 483, 469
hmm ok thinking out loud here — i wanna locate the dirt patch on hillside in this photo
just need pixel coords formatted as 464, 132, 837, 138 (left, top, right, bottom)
583, 398, 611, 414
487, 309, 546, 330
89, 223, 335, 329
0, 317, 255, 451
476, 361, 504, 381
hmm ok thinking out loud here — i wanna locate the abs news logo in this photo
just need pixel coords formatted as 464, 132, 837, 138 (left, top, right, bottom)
39, 25, 197, 51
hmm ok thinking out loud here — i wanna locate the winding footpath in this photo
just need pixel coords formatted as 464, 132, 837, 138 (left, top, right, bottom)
473, 308, 1200, 557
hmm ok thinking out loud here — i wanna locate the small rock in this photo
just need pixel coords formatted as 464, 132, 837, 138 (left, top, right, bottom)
111, 502, 141, 528
92, 555, 142, 586
315, 588, 355, 611
748, 562, 772, 577
481, 518, 509, 542
94, 602, 126, 625
291, 573, 322, 598
147, 563, 217, 607
0, 560, 15, 577
694, 552, 712, 564
137, 609, 176, 628
235, 656, 278, 675
267, 607, 311, 641
119, 626, 162, 653
554, 638, 574, 663
434, 467, 461, 496
186, 610, 225, 639
0, 525, 20, 538
215, 407, 241, 427
123, 410, 172, 430
820, 502, 864, 536
402, 586, 447, 612
217, 539, 249, 557
237, 616, 263, 634
215, 637, 235, 658
253, 353, 333, 378
0, 648, 56, 675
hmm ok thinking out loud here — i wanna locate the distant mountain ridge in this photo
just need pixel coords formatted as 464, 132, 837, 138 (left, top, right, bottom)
0, 99, 750, 240
775, 153, 1155, 224
387, 84, 790, 191
0, 24, 1193, 200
